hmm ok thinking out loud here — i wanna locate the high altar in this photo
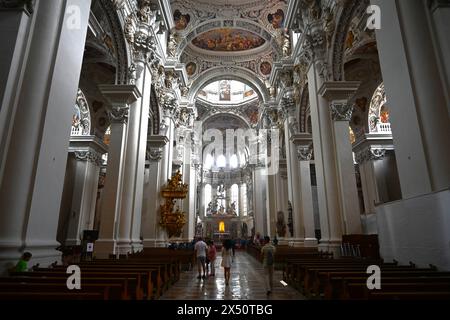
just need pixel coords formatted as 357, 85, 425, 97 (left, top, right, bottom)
199, 168, 254, 243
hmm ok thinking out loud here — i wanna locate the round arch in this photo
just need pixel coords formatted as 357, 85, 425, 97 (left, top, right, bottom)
330, 0, 369, 81
188, 66, 270, 104
202, 112, 251, 131
98, 0, 131, 84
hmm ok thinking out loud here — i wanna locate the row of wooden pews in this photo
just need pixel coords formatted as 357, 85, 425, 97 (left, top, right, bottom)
0, 248, 195, 300
283, 249, 450, 300
247, 243, 330, 266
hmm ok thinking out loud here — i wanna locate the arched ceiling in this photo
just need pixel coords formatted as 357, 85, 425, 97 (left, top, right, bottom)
170, 0, 287, 88
187, 66, 270, 104
202, 113, 250, 132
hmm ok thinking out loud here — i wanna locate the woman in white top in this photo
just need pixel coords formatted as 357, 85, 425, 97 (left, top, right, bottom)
221, 239, 233, 285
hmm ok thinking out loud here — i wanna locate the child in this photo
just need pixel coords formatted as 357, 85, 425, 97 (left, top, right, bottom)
15, 252, 32, 272
207, 241, 217, 276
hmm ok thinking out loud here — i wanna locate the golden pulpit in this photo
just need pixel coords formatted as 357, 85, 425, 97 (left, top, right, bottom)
159, 171, 188, 238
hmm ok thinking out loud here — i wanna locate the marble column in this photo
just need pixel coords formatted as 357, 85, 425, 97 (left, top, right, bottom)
119, 61, 152, 254
0, 0, 91, 272
291, 133, 318, 247
65, 136, 107, 245
307, 61, 342, 254
94, 85, 141, 258
142, 135, 168, 247
371, 0, 450, 198
319, 81, 362, 235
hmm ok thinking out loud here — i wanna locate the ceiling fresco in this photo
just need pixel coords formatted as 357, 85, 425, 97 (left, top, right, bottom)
191, 28, 266, 52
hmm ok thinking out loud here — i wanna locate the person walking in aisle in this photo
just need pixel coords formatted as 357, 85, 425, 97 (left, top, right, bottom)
260, 236, 276, 295
207, 240, 217, 276
194, 237, 208, 279
221, 239, 233, 285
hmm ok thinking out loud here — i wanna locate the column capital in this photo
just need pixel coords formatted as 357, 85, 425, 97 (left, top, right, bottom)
330, 102, 353, 121
108, 106, 129, 124
354, 147, 387, 165
69, 135, 108, 166
318, 81, 361, 101
352, 133, 395, 164
147, 135, 169, 162
296, 145, 313, 162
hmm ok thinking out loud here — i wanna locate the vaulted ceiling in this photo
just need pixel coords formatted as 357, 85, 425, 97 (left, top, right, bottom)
169, 0, 288, 88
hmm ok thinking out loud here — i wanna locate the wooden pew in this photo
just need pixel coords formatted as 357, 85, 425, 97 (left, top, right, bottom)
0, 292, 104, 300
344, 282, 450, 300
0, 282, 123, 300
325, 276, 450, 300
11, 270, 148, 300
0, 276, 135, 300
368, 291, 450, 300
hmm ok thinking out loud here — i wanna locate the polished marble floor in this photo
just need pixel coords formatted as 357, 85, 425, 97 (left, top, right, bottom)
161, 251, 306, 300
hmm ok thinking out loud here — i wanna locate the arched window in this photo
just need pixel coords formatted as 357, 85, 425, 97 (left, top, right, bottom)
71, 89, 91, 136
241, 183, 248, 216
204, 154, 214, 170
231, 184, 239, 214
204, 184, 212, 215
230, 154, 238, 169
102, 126, 111, 165
216, 154, 226, 168
369, 83, 391, 133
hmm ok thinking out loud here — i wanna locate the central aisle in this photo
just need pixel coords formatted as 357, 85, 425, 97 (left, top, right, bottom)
161, 251, 306, 300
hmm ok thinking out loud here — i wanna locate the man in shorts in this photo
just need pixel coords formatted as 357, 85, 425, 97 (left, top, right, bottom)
194, 237, 208, 279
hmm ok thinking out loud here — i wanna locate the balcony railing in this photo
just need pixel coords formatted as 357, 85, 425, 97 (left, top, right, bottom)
377, 122, 392, 133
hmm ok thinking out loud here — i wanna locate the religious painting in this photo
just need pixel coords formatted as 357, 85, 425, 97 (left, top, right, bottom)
268, 9, 285, 29
173, 10, 190, 31
260, 61, 272, 76
186, 62, 197, 76
249, 110, 259, 125
191, 28, 266, 52
380, 106, 390, 123
72, 104, 82, 133
219, 80, 231, 101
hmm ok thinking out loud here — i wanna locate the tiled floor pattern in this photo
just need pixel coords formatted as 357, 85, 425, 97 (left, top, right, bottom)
160, 251, 306, 300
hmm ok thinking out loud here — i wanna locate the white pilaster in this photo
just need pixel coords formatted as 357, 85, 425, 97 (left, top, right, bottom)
291, 133, 318, 247
0, 0, 91, 272
307, 63, 342, 252
371, 0, 450, 198
0, 4, 33, 182
319, 81, 362, 235
65, 136, 107, 246
142, 135, 169, 247
94, 85, 141, 258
